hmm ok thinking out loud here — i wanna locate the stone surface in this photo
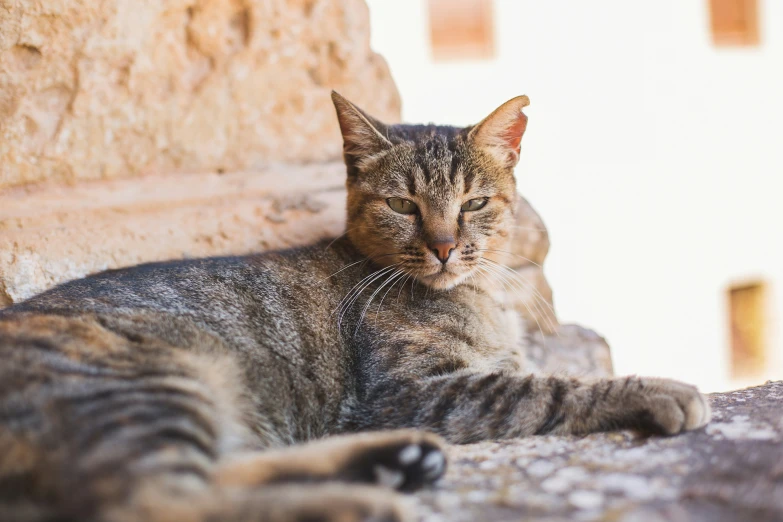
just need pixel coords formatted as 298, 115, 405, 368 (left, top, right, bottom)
0, 163, 348, 306
414, 380, 783, 522
0, 0, 400, 189
526, 324, 614, 377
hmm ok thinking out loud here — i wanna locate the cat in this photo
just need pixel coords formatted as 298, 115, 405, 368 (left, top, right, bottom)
0, 91, 711, 522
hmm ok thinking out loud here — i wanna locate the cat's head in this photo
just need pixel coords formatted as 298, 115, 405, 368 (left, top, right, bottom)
332, 92, 529, 290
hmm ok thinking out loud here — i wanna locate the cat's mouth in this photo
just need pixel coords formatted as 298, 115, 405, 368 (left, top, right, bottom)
415, 264, 470, 290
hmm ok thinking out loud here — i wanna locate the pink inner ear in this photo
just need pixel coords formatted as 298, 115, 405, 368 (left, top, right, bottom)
502, 112, 528, 154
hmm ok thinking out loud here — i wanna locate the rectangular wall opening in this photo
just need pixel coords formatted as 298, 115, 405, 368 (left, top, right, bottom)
428, 0, 495, 61
728, 281, 766, 379
708, 0, 760, 46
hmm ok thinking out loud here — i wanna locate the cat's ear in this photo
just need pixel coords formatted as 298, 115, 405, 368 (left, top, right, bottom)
331, 91, 393, 171
468, 95, 530, 169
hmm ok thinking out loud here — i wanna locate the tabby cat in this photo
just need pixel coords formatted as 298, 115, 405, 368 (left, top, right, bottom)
0, 92, 710, 522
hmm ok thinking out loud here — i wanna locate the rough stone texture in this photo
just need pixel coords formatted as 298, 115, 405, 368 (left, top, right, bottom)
526, 324, 614, 378
413, 380, 783, 522
0, 0, 400, 189
0, 163, 347, 306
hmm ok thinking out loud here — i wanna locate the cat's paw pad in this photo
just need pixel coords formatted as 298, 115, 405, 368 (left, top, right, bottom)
629, 377, 712, 434
370, 440, 446, 492
372, 442, 446, 490
343, 431, 447, 492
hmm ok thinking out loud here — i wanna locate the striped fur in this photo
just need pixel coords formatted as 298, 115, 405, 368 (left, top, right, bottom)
0, 94, 709, 521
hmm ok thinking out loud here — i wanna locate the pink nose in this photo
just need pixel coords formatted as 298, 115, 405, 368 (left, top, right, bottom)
428, 240, 456, 264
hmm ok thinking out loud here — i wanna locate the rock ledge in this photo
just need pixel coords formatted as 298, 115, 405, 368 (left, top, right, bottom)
416, 381, 783, 522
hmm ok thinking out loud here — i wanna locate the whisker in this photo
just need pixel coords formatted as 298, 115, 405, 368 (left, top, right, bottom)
373, 270, 408, 326
485, 262, 559, 335
396, 274, 412, 303
332, 267, 384, 316
487, 266, 547, 337
320, 258, 369, 282
506, 224, 550, 233
465, 268, 478, 291
339, 264, 401, 327
323, 228, 357, 251
320, 252, 401, 283
482, 258, 558, 318
470, 265, 491, 292
334, 263, 401, 328
478, 259, 548, 337
355, 269, 405, 334
478, 254, 561, 333
478, 249, 543, 269
482, 259, 560, 336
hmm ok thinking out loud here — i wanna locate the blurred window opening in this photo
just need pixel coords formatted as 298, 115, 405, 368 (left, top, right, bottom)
708, 0, 760, 46
728, 281, 766, 379
428, 0, 495, 61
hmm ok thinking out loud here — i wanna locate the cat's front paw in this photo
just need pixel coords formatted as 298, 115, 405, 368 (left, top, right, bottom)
341, 430, 447, 492
621, 377, 711, 435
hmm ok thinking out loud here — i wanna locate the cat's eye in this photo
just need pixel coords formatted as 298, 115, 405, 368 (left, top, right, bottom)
387, 198, 418, 214
461, 198, 489, 212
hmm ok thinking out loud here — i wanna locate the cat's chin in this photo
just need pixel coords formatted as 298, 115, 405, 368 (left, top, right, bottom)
416, 270, 470, 291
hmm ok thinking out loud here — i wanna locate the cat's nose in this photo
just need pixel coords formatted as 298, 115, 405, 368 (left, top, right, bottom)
428, 240, 457, 264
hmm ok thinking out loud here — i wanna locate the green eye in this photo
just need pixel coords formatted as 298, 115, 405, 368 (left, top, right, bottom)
461, 198, 489, 212
387, 198, 418, 214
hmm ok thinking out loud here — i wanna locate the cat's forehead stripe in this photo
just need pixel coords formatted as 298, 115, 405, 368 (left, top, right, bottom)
409, 136, 466, 192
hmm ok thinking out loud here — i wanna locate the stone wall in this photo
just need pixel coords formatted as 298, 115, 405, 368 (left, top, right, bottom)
0, 0, 400, 189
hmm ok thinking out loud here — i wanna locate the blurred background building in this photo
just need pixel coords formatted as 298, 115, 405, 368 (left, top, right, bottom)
366, 0, 783, 391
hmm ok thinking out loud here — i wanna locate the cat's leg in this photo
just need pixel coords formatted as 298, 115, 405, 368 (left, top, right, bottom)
229, 484, 411, 522
216, 429, 446, 492
127, 481, 411, 522
340, 372, 711, 443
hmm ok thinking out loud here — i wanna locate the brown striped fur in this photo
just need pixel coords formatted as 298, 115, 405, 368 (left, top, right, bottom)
0, 93, 710, 521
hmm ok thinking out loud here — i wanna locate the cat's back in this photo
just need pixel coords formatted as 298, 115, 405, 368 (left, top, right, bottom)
3, 238, 360, 334
0, 238, 366, 449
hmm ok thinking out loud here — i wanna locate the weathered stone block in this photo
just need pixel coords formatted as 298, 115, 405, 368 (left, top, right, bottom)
0, 0, 400, 189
